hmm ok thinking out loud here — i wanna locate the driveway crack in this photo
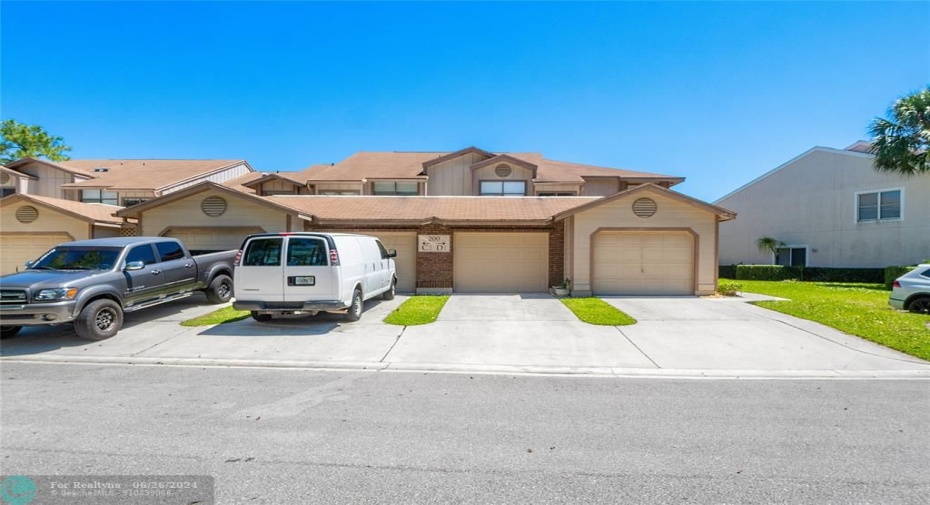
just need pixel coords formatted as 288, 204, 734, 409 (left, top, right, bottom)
615, 327, 661, 368
379, 327, 405, 363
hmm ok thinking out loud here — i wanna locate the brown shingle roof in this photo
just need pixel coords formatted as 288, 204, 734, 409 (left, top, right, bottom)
0, 193, 122, 224
265, 195, 599, 224
58, 159, 248, 191
300, 150, 682, 184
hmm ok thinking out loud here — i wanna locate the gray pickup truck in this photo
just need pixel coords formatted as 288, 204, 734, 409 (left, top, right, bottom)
0, 237, 236, 341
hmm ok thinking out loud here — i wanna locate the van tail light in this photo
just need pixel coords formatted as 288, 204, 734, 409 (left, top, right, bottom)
329, 248, 340, 266
234, 250, 242, 266
893, 280, 901, 288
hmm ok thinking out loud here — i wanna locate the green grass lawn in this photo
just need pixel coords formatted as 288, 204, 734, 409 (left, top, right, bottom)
384, 295, 449, 326
726, 279, 930, 361
562, 297, 637, 326
180, 306, 251, 327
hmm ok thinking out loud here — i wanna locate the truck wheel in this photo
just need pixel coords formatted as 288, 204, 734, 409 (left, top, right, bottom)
74, 299, 123, 340
205, 274, 233, 304
345, 288, 363, 322
383, 277, 396, 300
1, 326, 22, 340
251, 311, 273, 322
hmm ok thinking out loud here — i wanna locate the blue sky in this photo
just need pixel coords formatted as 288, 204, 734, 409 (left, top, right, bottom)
2, 1, 927, 202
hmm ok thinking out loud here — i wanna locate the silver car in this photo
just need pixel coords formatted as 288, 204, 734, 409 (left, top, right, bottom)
889, 264, 930, 314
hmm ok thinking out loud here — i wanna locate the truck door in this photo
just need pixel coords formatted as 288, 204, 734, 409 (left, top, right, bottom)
122, 244, 163, 305
154, 240, 197, 294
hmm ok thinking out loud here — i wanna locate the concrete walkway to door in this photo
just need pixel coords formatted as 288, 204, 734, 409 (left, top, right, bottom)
387, 294, 930, 377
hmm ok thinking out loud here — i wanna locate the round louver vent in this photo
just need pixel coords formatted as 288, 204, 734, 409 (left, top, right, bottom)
0, 172, 10, 184
495, 164, 512, 178
632, 198, 657, 218
16, 205, 39, 223
201, 196, 227, 217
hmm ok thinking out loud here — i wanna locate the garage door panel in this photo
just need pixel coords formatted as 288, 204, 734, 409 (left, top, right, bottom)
593, 231, 694, 296
454, 232, 548, 293
1, 233, 72, 274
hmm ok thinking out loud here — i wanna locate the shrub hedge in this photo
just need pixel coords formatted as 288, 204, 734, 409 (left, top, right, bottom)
721, 265, 886, 284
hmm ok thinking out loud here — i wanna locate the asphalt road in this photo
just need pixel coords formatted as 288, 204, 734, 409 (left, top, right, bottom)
1, 363, 928, 504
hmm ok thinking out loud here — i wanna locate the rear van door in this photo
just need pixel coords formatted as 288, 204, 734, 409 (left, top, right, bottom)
282, 236, 339, 302
236, 236, 285, 302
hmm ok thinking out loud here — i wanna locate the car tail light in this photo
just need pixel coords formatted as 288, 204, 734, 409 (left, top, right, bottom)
893, 280, 901, 288
234, 250, 242, 266
329, 248, 340, 266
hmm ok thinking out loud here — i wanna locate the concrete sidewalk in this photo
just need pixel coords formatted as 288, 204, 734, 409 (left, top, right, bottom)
2, 293, 929, 378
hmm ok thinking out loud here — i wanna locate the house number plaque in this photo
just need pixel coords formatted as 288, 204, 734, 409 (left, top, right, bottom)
418, 235, 450, 253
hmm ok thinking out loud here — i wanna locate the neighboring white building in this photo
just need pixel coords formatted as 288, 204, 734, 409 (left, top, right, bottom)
716, 142, 930, 268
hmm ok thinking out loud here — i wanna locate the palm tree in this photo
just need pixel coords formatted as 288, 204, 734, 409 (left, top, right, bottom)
756, 237, 784, 264
868, 86, 930, 176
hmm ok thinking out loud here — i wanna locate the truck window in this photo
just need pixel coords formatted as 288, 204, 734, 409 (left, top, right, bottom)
155, 241, 186, 261
286, 238, 328, 266
126, 244, 158, 266
33, 247, 121, 270
375, 240, 390, 259
243, 238, 283, 266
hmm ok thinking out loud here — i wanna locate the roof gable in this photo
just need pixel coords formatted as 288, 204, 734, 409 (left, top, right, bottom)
114, 181, 301, 218
470, 154, 539, 178
4, 157, 94, 177
421, 146, 495, 169
0, 193, 122, 224
555, 184, 735, 221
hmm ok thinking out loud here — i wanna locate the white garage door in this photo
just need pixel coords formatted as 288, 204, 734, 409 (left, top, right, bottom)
592, 231, 694, 296
454, 232, 548, 293
164, 227, 262, 253
0, 233, 73, 274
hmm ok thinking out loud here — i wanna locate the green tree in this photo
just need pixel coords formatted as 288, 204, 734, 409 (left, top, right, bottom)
756, 237, 784, 263
868, 86, 930, 176
0, 119, 72, 163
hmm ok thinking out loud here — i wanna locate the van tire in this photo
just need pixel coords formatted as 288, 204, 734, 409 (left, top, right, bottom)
74, 299, 123, 340
383, 277, 396, 300
251, 311, 273, 322
1, 326, 22, 340
205, 274, 233, 304
345, 288, 363, 322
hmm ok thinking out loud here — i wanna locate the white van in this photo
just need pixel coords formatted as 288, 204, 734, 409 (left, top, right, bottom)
233, 233, 397, 322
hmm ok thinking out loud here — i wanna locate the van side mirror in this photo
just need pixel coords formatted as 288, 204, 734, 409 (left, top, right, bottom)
125, 261, 145, 271
388, 249, 397, 258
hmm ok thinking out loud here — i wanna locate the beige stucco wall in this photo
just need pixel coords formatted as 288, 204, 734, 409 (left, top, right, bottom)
569, 191, 719, 295
717, 148, 930, 267
0, 201, 90, 236
426, 152, 489, 196
138, 189, 291, 237
14, 162, 77, 199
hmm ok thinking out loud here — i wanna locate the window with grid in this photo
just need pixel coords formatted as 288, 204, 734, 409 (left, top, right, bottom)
81, 189, 119, 205
480, 180, 526, 196
372, 181, 418, 196
857, 190, 901, 222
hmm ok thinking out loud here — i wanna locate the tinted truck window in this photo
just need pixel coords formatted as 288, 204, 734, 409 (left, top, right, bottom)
155, 241, 186, 261
126, 245, 157, 266
286, 238, 328, 266
243, 238, 283, 266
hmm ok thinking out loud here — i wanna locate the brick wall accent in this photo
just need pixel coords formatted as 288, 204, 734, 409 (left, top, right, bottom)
416, 223, 454, 289
549, 219, 565, 287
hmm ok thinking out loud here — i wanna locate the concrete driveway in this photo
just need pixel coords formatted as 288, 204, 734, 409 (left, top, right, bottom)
2, 293, 928, 378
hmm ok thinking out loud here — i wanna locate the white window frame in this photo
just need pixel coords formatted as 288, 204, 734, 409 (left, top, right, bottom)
81, 189, 119, 205
773, 245, 809, 267
479, 180, 526, 196
372, 181, 418, 196
855, 187, 904, 223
